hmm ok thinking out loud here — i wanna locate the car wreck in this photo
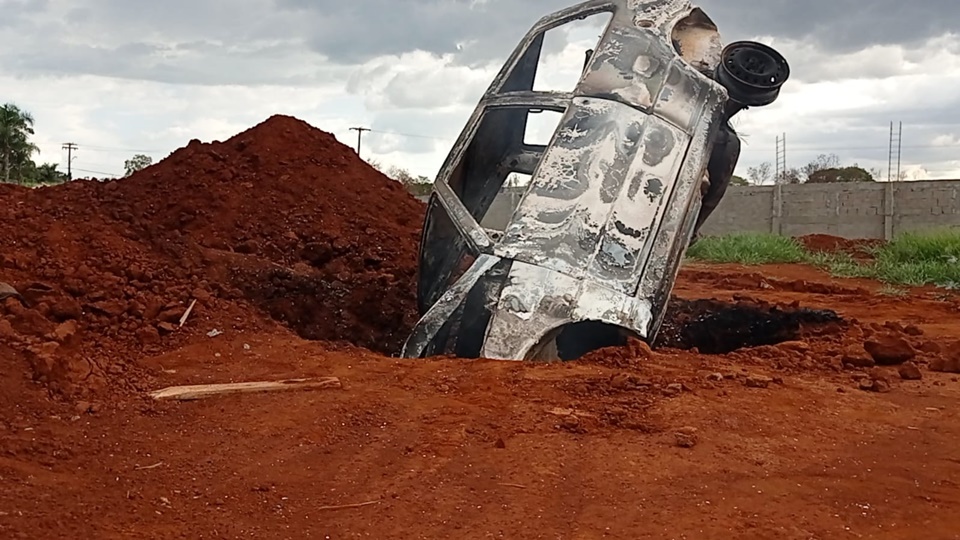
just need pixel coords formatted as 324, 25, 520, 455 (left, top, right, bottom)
402, 0, 790, 361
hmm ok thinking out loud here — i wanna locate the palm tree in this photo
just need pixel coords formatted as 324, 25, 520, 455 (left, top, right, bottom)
0, 103, 40, 184
33, 163, 66, 185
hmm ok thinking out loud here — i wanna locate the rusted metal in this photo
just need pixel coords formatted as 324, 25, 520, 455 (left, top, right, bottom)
403, 0, 789, 361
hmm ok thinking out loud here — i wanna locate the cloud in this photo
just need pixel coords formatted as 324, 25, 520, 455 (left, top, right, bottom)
704, 0, 959, 54
0, 0, 958, 183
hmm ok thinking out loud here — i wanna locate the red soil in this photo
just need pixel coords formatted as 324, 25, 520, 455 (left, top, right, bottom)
798, 233, 884, 258
0, 115, 424, 397
3, 117, 960, 538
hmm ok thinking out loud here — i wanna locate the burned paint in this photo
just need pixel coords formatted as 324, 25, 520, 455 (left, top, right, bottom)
644, 177, 664, 202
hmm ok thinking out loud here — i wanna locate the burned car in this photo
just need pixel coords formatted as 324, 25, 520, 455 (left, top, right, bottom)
402, 0, 790, 361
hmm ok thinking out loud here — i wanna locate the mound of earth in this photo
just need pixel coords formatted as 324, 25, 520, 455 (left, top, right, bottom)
0, 115, 425, 397
798, 234, 883, 259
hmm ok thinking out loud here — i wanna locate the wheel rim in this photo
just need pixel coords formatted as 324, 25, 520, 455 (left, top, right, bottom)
723, 43, 789, 90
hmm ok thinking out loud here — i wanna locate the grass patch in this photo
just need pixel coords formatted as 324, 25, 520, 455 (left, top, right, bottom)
687, 233, 808, 265
687, 229, 960, 290
870, 230, 960, 287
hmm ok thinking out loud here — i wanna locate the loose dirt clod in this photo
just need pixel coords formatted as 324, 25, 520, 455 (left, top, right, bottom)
842, 344, 876, 369
898, 362, 923, 381
745, 374, 773, 389
674, 427, 699, 448
864, 335, 916, 366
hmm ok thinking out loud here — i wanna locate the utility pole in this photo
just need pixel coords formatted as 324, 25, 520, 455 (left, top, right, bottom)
349, 127, 371, 158
62, 142, 78, 181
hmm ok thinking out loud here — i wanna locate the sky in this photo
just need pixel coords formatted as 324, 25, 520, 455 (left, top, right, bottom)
2, 0, 959, 182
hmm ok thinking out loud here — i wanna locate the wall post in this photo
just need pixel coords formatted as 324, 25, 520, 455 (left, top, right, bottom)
771, 184, 784, 235
883, 182, 895, 240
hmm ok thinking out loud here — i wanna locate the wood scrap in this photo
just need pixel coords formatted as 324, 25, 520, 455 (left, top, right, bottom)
149, 377, 342, 401
316, 500, 381, 511
178, 299, 198, 328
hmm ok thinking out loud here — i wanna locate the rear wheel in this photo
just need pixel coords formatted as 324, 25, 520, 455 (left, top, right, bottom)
716, 41, 790, 107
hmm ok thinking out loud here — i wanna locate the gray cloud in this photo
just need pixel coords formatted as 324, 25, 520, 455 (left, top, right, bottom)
273, 0, 959, 65
2, 0, 955, 85
705, 0, 958, 54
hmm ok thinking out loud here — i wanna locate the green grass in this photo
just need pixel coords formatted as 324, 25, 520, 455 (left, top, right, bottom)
687, 229, 960, 290
870, 230, 960, 287
686, 233, 808, 265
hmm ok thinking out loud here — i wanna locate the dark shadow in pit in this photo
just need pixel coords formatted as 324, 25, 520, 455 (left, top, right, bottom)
654, 298, 844, 354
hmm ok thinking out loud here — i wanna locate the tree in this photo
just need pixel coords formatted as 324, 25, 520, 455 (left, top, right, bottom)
124, 154, 153, 176
800, 153, 840, 180
775, 168, 802, 185
806, 166, 876, 184
32, 163, 68, 185
376, 163, 434, 196
0, 103, 40, 184
747, 162, 772, 185
730, 175, 749, 186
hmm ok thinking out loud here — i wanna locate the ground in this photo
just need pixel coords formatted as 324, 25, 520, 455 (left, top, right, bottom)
3, 260, 959, 540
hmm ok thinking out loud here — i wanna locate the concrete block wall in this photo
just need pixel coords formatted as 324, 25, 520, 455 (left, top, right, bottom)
417, 180, 960, 240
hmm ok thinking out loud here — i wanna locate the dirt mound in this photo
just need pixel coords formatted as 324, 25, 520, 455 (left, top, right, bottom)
798, 234, 882, 259
0, 115, 425, 397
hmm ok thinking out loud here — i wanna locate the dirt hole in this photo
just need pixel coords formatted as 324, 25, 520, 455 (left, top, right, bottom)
654, 298, 844, 354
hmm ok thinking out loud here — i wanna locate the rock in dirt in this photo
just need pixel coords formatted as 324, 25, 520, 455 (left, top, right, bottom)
777, 341, 810, 353
864, 335, 916, 366
745, 374, 773, 389
663, 383, 684, 396
859, 379, 890, 393
136, 326, 161, 346
904, 325, 924, 337
841, 345, 876, 369
49, 297, 82, 321
860, 370, 893, 393
559, 415, 583, 433
898, 362, 923, 381
0, 318, 17, 340
930, 358, 960, 374
156, 322, 178, 335
930, 342, 960, 373
674, 427, 699, 448
51, 320, 79, 346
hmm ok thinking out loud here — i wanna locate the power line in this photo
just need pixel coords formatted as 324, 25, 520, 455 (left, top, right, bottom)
367, 128, 449, 141
80, 146, 166, 154
72, 167, 120, 177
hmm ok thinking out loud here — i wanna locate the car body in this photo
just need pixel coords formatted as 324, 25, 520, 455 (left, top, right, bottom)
402, 0, 789, 361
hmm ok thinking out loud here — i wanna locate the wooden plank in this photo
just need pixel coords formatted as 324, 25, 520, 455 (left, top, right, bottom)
149, 377, 342, 401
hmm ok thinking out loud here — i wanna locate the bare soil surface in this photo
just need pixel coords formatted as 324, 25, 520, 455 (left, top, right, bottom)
2, 263, 959, 539
2, 116, 960, 539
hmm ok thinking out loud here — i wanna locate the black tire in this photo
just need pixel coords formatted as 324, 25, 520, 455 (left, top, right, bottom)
716, 41, 790, 107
